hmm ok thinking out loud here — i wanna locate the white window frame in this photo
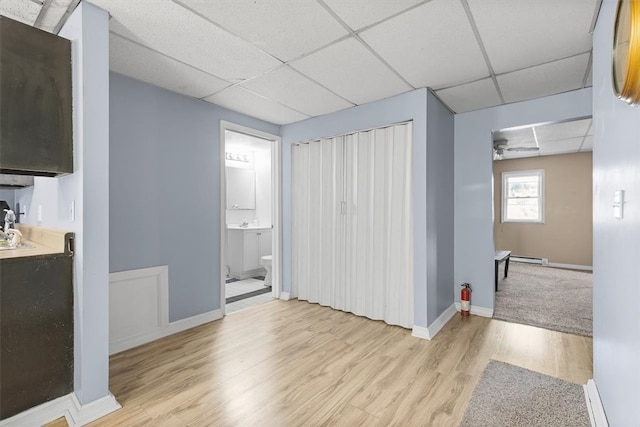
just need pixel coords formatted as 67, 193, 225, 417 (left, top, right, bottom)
501, 170, 544, 224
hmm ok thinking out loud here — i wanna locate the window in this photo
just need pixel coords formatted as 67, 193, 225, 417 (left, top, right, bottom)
502, 170, 544, 223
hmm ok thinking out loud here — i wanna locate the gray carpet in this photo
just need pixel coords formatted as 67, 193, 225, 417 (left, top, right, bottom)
459, 360, 590, 427
494, 262, 592, 336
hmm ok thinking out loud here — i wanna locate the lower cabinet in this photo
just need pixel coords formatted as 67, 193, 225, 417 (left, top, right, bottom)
227, 228, 272, 279
0, 253, 74, 420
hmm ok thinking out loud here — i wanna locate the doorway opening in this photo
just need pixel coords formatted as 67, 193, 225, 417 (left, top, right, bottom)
220, 121, 281, 315
491, 116, 593, 337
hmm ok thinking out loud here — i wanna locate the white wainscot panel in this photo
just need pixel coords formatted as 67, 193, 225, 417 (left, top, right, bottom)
109, 266, 169, 354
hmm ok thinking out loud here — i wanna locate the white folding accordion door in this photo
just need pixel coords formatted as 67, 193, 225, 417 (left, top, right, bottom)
292, 123, 413, 328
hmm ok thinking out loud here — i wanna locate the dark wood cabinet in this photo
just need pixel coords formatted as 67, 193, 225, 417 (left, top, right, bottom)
0, 251, 74, 420
0, 16, 73, 177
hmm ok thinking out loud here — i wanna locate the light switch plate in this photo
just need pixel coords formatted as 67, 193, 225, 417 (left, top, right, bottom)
613, 190, 624, 219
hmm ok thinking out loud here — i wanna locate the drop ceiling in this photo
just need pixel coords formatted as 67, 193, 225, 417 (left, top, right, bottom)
493, 118, 593, 160
0, 0, 600, 126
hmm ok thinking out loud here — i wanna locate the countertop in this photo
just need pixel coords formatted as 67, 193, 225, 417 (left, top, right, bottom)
227, 225, 272, 230
0, 224, 72, 260
0, 240, 61, 260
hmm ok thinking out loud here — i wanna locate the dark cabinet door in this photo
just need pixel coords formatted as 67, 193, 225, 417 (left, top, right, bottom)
0, 16, 73, 177
0, 253, 74, 420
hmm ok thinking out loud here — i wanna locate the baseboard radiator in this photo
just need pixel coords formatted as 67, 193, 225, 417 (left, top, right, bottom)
511, 255, 548, 265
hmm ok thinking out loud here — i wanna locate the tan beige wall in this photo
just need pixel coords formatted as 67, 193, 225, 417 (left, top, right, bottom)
493, 152, 592, 266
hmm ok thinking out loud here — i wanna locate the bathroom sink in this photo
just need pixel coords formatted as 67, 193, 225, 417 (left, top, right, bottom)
0, 242, 33, 251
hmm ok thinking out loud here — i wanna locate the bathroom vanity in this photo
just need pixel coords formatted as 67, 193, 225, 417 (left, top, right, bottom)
227, 226, 271, 279
0, 225, 74, 420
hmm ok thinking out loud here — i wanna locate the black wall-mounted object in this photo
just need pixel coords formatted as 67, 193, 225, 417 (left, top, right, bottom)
0, 16, 73, 177
0, 236, 74, 420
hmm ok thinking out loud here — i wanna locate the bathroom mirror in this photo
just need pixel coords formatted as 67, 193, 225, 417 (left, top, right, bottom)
226, 166, 256, 209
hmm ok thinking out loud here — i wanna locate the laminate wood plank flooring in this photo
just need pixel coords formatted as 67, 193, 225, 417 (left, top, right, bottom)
89, 300, 592, 427
42, 417, 68, 427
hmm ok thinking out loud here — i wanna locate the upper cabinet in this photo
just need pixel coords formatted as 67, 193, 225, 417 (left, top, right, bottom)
0, 16, 73, 177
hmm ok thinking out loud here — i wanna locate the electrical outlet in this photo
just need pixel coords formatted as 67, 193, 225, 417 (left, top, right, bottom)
37, 205, 42, 222
69, 201, 75, 222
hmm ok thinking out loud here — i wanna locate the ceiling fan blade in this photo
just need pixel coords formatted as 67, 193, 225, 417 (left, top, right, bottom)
505, 146, 539, 152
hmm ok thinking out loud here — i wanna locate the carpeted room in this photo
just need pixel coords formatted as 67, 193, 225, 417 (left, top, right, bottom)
474, 135, 595, 424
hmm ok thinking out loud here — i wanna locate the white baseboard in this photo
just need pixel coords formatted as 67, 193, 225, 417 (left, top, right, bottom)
0, 392, 121, 427
164, 309, 223, 335
110, 308, 223, 355
547, 262, 593, 271
584, 379, 609, 427
280, 291, 291, 301
412, 303, 457, 340
454, 302, 494, 318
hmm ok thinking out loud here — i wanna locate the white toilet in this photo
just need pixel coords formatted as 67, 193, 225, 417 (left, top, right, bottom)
260, 255, 272, 287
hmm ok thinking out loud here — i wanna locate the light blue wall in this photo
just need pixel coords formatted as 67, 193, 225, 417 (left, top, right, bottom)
592, 1, 640, 424
426, 93, 454, 323
281, 88, 453, 329
454, 88, 592, 310
15, 2, 111, 405
109, 73, 279, 322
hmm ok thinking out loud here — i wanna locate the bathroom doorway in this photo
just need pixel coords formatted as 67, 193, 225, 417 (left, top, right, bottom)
220, 122, 281, 315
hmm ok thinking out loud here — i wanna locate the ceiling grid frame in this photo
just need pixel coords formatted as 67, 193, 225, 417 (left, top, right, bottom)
0, 0, 601, 123
459, 0, 505, 104
110, 31, 235, 91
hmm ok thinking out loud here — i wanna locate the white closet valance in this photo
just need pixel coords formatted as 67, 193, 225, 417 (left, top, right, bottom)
292, 122, 414, 328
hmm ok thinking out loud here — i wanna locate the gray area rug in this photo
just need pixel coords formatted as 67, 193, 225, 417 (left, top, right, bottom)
494, 262, 592, 336
459, 360, 590, 427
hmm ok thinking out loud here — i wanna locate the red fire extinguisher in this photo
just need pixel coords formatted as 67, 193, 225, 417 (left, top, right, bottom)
461, 283, 471, 316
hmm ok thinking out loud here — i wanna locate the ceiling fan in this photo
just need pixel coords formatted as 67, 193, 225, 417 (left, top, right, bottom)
493, 138, 539, 156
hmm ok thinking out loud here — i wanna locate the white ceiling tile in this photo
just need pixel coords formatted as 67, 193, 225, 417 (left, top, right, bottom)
585, 65, 593, 87
436, 78, 501, 113
241, 66, 354, 117
110, 34, 231, 99
290, 38, 411, 105
497, 54, 590, 104
580, 135, 593, 151
322, 0, 423, 31
360, 0, 489, 88
90, 0, 281, 82
467, 0, 597, 74
538, 137, 584, 155
534, 118, 591, 143
493, 128, 536, 147
176, 0, 348, 62
205, 87, 309, 126
0, 0, 42, 25
38, 0, 74, 32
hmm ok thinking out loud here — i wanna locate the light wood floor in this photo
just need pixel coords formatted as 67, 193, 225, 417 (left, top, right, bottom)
89, 300, 592, 427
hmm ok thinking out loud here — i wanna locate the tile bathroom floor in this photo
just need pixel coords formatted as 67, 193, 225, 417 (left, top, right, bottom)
226, 277, 274, 314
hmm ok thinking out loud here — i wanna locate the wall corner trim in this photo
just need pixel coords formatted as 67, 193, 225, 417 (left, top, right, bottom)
584, 379, 609, 427
454, 302, 494, 318
279, 291, 292, 301
0, 392, 121, 427
412, 303, 457, 340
